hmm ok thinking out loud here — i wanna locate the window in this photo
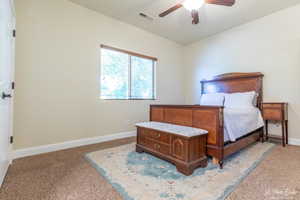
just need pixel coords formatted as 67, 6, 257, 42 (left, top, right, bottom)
100, 45, 156, 100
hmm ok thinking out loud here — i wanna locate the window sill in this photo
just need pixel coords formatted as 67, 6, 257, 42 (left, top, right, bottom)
100, 98, 157, 101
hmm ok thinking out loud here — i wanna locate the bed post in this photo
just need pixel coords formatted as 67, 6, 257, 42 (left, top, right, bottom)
218, 108, 224, 169
258, 76, 264, 143
200, 78, 225, 169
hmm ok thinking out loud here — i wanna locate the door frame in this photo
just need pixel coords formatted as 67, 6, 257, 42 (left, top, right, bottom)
8, 0, 16, 163
0, 0, 16, 187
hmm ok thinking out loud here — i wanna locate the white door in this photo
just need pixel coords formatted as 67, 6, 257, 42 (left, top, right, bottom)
0, 0, 15, 186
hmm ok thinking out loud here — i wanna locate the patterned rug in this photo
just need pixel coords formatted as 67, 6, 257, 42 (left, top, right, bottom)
85, 142, 274, 200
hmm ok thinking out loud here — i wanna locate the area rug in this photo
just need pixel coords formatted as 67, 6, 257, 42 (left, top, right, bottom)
85, 142, 275, 200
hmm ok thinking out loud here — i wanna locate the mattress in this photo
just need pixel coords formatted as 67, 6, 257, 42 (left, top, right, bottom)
223, 107, 264, 142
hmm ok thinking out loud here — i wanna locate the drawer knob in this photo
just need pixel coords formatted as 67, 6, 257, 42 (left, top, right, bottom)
155, 133, 161, 138
154, 144, 160, 149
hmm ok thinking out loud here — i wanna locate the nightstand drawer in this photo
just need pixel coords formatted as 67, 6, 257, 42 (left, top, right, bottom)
262, 103, 287, 121
262, 103, 283, 109
263, 108, 283, 120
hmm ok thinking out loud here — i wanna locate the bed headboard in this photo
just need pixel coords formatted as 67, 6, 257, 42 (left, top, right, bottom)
200, 72, 264, 108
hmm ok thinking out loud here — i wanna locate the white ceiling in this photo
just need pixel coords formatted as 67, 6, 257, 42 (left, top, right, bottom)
69, 0, 300, 45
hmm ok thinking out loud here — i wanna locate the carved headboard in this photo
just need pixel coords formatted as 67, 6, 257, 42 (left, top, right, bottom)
200, 72, 264, 109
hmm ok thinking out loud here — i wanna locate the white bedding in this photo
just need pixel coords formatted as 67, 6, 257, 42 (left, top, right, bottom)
223, 107, 264, 142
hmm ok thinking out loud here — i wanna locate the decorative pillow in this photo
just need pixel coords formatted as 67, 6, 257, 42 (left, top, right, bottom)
200, 93, 225, 106
224, 91, 256, 108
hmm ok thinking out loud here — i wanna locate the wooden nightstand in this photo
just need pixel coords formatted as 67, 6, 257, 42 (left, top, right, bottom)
262, 103, 288, 147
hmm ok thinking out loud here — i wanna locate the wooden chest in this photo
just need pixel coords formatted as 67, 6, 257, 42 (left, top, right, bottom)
136, 122, 208, 175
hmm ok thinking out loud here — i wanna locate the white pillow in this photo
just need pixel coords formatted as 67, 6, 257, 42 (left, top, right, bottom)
224, 91, 256, 108
253, 93, 259, 106
200, 93, 225, 106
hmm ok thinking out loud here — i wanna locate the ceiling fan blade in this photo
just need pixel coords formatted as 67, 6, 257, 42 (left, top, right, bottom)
191, 10, 199, 25
159, 3, 183, 17
205, 0, 235, 6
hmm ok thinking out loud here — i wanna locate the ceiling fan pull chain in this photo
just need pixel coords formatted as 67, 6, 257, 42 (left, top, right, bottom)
191, 9, 199, 25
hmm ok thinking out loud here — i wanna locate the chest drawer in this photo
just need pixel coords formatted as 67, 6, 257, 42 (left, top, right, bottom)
147, 140, 170, 156
140, 128, 171, 144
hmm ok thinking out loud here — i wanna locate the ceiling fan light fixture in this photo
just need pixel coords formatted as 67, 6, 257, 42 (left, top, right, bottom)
182, 0, 205, 11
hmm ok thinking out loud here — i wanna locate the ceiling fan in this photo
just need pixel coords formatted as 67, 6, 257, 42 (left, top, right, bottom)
159, 0, 235, 25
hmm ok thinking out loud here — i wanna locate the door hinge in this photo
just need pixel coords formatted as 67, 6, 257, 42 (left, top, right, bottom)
12, 82, 15, 90
10, 136, 14, 144
13, 29, 16, 38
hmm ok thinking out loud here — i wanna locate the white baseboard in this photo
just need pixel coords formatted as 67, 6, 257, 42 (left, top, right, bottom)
0, 160, 9, 187
289, 138, 300, 146
12, 131, 136, 160
11, 132, 300, 160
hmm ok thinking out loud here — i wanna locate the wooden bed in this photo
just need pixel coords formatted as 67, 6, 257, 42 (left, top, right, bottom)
150, 72, 264, 168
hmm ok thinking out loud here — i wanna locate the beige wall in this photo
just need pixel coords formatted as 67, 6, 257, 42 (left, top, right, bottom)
14, 0, 185, 149
183, 5, 300, 140
15, 0, 300, 149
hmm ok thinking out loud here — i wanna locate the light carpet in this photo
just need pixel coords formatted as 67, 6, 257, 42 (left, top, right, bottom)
85, 142, 274, 200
